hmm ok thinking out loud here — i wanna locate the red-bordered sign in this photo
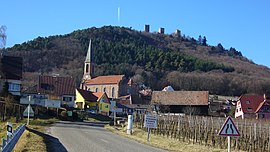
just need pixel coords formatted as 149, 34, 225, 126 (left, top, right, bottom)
218, 116, 240, 137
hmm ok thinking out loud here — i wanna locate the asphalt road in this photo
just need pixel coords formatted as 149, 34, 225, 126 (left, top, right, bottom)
47, 121, 166, 152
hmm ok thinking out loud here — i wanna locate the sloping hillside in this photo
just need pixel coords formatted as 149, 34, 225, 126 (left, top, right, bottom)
4, 26, 270, 96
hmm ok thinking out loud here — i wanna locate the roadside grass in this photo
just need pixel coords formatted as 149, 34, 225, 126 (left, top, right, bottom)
105, 125, 243, 152
0, 117, 58, 152
86, 113, 112, 122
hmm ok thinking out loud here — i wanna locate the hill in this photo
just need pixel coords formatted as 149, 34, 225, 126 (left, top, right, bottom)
3, 26, 270, 96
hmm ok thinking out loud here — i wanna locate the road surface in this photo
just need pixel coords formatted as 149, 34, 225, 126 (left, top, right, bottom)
47, 121, 166, 152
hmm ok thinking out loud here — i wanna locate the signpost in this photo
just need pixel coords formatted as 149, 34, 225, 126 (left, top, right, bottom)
144, 114, 157, 141
218, 116, 240, 152
7, 122, 12, 136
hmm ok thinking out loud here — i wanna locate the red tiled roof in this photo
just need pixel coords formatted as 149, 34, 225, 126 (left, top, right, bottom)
38, 75, 75, 96
255, 100, 270, 113
93, 92, 104, 101
84, 75, 124, 85
151, 91, 209, 105
77, 89, 98, 101
93, 92, 110, 104
239, 95, 264, 113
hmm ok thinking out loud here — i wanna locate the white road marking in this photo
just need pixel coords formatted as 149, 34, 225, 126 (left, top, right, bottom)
100, 138, 109, 143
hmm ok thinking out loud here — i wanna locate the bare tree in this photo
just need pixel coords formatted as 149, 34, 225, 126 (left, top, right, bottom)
0, 25, 7, 49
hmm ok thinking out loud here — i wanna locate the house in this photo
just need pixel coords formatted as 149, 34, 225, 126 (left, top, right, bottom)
75, 88, 110, 116
151, 91, 209, 115
0, 55, 23, 96
235, 94, 270, 119
20, 75, 76, 108
80, 40, 138, 98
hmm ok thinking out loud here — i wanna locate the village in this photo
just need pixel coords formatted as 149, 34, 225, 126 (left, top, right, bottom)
1, 39, 270, 121
1, 39, 270, 152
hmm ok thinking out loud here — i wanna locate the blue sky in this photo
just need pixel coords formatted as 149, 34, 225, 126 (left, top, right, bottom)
2, 0, 270, 67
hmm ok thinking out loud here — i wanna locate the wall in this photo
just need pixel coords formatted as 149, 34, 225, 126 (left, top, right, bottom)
86, 84, 119, 98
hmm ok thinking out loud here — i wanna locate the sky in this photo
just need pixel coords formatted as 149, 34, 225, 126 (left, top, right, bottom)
2, 0, 270, 67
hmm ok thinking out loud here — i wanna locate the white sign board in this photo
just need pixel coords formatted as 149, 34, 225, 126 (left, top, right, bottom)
144, 114, 157, 129
111, 108, 123, 113
218, 116, 240, 137
45, 99, 61, 108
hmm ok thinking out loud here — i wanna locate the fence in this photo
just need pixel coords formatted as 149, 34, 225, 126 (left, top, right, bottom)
133, 114, 270, 152
1, 124, 25, 152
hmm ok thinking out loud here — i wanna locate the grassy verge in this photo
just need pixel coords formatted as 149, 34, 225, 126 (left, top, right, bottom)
0, 118, 20, 139
0, 117, 58, 152
105, 125, 243, 152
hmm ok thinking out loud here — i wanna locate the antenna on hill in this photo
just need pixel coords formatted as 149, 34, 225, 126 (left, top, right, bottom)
118, 7, 121, 24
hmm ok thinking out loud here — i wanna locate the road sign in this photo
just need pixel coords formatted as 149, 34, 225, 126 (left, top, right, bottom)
218, 116, 240, 137
144, 114, 157, 129
7, 122, 12, 136
23, 105, 34, 117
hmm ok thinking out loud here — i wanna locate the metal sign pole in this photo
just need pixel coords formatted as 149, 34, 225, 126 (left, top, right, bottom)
147, 127, 150, 141
228, 136, 231, 152
27, 96, 31, 125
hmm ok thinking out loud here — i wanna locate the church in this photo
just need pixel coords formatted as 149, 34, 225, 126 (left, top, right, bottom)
80, 40, 138, 99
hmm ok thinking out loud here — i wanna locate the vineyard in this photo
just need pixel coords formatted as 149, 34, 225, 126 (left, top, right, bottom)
133, 114, 270, 152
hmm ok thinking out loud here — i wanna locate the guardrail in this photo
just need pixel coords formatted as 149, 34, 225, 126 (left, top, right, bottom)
0, 124, 26, 152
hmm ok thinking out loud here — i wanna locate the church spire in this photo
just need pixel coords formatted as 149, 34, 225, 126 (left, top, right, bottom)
83, 39, 94, 80
85, 39, 92, 63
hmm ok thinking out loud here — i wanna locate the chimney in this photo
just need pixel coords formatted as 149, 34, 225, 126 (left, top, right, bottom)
264, 93, 266, 101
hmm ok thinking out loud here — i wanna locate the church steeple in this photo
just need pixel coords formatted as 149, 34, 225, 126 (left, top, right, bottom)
83, 39, 94, 80
85, 39, 92, 63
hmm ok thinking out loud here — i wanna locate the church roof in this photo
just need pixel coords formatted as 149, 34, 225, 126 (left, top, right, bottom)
85, 39, 92, 63
85, 75, 125, 85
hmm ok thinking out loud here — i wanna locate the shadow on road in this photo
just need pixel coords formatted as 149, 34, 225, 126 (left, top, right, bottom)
26, 127, 68, 152
54, 120, 110, 128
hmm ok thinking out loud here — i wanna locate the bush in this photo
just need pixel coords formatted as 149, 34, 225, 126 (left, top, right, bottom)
60, 111, 67, 120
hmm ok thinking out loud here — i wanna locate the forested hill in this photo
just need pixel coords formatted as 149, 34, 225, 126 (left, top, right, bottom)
4, 26, 270, 96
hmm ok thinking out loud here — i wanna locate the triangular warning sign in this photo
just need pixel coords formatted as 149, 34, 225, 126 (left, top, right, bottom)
218, 116, 240, 137
23, 105, 35, 117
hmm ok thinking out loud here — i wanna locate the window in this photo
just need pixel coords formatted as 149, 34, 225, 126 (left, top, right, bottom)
236, 109, 238, 112
246, 101, 250, 104
96, 88, 98, 92
8, 83, 20, 91
112, 87, 115, 98
247, 108, 252, 111
103, 87, 106, 93
63, 97, 72, 102
239, 108, 242, 111
86, 64, 89, 73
